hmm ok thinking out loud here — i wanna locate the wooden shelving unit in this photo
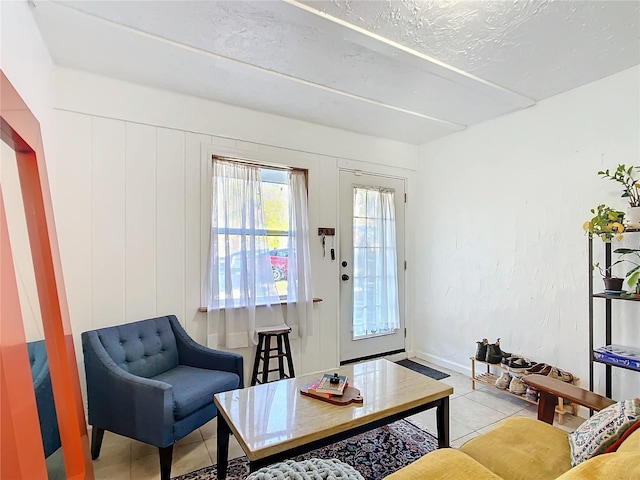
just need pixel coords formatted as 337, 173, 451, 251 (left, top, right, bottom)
470, 357, 578, 424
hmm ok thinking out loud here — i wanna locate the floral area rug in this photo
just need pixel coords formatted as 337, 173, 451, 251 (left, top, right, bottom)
173, 419, 437, 480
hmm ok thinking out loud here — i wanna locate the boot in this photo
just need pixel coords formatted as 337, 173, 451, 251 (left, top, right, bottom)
485, 338, 503, 364
475, 338, 488, 361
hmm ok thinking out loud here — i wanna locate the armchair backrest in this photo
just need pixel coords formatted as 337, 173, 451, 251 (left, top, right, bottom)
28, 340, 49, 384
92, 316, 179, 378
27, 339, 62, 458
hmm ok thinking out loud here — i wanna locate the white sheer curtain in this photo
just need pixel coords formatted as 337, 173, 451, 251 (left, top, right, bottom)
285, 170, 314, 338
205, 159, 282, 348
352, 186, 400, 338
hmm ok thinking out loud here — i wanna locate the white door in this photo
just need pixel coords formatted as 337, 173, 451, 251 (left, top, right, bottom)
339, 171, 405, 363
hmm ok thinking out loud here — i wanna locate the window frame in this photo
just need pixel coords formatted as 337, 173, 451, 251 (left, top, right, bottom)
200, 144, 311, 308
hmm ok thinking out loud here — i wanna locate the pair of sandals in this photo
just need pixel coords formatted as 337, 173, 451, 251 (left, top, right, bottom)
501, 355, 535, 371
524, 362, 574, 382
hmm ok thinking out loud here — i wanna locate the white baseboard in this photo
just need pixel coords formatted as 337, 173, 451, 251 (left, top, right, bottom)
414, 350, 472, 377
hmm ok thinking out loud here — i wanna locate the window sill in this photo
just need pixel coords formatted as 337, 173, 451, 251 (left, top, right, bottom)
198, 297, 322, 313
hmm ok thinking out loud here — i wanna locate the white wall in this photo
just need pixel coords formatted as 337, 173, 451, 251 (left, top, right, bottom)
415, 66, 640, 401
0, 0, 55, 166
0, 1, 54, 338
51, 67, 419, 387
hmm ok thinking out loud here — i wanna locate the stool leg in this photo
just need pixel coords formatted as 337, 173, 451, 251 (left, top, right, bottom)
251, 334, 265, 386
261, 335, 272, 385
283, 333, 295, 378
276, 334, 286, 379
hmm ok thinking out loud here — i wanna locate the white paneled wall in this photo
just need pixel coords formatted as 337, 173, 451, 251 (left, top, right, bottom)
54, 111, 92, 347
156, 128, 186, 322
185, 132, 211, 341
92, 118, 126, 327
124, 123, 158, 321
53, 114, 326, 387
52, 69, 418, 397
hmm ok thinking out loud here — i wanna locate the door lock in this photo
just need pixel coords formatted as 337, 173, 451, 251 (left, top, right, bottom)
341, 274, 350, 281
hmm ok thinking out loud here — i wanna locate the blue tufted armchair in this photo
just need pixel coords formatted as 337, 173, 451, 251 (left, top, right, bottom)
82, 315, 243, 480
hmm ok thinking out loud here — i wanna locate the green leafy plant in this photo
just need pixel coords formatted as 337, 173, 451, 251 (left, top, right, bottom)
598, 164, 640, 207
592, 261, 623, 279
613, 247, 640, 294
583, 204, 626, 242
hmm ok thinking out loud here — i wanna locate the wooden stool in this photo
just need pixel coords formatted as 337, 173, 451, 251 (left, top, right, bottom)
251, 326, 295, 386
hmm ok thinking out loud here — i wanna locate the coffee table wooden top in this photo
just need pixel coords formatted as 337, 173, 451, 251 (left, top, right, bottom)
214, 358, 453, 461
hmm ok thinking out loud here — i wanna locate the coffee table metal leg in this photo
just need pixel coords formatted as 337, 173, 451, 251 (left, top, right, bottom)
217, 415, 231, 480
436, 396, 450, 448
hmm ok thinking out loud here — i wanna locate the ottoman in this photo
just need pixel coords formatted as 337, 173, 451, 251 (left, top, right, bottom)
246, 458, 364, 480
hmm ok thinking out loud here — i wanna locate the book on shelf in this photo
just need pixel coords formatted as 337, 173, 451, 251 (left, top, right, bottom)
593, 344, 640, 371
310, 373, 348, 396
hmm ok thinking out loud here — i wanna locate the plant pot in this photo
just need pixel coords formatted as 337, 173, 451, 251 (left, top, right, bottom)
628, 206, 640, 228
603, 277, 624, 291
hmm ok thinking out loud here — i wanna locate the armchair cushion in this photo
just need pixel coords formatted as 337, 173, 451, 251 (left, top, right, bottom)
153, 365, 240, 419
567, 398, 640, 466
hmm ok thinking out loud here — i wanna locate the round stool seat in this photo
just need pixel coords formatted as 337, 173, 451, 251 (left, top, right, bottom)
246, 458, 364, 480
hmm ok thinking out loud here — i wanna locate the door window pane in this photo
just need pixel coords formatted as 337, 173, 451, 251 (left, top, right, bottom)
351, 186, 400, 339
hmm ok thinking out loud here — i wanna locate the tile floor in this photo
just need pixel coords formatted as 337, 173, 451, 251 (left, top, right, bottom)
85, 358, 585, 480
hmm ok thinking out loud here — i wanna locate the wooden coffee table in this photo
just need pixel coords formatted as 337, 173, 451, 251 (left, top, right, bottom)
214, 358, 453, 479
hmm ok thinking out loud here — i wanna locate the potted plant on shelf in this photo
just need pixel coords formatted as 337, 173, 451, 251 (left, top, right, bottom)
613, 247, 640, 295
583, 204, 626, 242
598, 164, 640, 227
593, 261, 625, 292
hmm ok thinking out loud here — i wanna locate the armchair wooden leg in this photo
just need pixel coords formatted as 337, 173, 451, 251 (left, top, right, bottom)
91, 427, 105, 460
159, 445, 173, 480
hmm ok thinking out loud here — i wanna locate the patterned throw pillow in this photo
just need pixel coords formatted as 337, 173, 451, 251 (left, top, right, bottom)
568, 398, 640, 467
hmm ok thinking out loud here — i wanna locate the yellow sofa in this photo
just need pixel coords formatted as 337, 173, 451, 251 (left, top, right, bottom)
385, 375, 640, 480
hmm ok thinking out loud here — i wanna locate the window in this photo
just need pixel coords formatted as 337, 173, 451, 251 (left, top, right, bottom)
212, 166, 292, 304
204, 156, 314, 348
351, 186, 400, 338
204, 154, 313, 317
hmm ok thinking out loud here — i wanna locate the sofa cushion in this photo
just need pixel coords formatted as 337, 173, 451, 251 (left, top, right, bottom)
617, 425, 640, 453
460, 417, 571, 480
153, 365, 240, 419
383, 448, 502, 480
555, 452, 640, 480
97, 316, 179, 378
567, 398, 640, 466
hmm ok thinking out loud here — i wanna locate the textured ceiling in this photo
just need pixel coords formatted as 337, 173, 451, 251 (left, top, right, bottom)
31, 0, 640, 145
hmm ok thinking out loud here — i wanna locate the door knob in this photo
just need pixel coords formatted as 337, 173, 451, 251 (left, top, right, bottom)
341, 274, 350, 281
